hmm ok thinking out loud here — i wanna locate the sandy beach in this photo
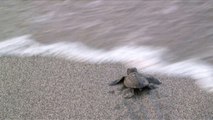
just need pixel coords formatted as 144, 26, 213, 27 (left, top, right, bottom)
1, 57, 212, 119
1, 0, 213, 119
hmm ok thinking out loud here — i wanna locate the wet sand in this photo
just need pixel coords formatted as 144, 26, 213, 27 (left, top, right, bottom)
0, 57, 212, 120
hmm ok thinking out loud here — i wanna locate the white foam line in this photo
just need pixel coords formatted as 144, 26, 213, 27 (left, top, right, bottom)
0, 35, 213, 92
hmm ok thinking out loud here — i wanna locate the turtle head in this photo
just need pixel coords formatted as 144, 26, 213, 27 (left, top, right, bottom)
127, 67, 138, 75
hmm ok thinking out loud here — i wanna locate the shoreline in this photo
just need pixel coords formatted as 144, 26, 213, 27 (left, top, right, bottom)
0, 56, 212, 119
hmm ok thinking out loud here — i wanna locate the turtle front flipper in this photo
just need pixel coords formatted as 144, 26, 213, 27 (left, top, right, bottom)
146, 76, 162, 85
109, 76, 125, 86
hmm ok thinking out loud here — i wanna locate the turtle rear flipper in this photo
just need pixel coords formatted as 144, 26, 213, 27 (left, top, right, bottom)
123, 88, 135, 99
109, 76, 125, 86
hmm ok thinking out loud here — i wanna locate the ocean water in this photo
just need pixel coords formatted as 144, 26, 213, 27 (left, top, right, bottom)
0, 0, 213, 92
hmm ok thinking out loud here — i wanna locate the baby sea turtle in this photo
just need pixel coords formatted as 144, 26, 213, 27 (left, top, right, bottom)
109, 68, 161, 98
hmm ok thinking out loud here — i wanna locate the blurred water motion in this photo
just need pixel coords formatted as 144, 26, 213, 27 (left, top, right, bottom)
0, 0, 213, 91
